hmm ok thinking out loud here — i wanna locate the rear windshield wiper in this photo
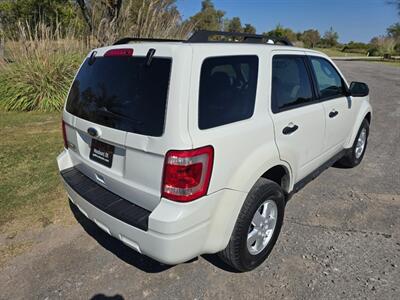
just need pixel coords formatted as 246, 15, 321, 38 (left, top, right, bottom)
96, 106, 144, 125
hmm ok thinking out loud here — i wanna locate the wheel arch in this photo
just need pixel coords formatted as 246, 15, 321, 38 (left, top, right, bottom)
211, 162, 292, 255
344, 104, 372, 149
365, 111, 372, 125
261, 164, 292, 194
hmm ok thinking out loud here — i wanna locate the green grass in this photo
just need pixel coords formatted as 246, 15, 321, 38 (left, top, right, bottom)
0, 111, 68, 230
314, 48, 364, 57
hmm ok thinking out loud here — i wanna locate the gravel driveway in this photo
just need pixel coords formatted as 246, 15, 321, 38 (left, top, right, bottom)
1, 61, 399, 300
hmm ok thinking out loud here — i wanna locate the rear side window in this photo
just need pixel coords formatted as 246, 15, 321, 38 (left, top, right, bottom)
310, 57, 345, 99
199, 56, 258, 129
66, 56, 171, 137
271, 55, 314, 113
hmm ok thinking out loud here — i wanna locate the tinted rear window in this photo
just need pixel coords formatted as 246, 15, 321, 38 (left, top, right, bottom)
199, 56, 258, 129
66, 56, 172, 137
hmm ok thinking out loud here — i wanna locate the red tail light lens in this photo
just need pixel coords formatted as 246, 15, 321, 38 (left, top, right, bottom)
62, 120, 68, 149
104, 48, 133, 57
162, 146, 214, 202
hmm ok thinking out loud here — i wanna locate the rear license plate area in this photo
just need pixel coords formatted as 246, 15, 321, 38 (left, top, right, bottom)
89, 139, 115, 168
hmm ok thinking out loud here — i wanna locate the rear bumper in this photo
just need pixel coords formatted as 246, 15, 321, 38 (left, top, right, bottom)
58, 150, 247, 264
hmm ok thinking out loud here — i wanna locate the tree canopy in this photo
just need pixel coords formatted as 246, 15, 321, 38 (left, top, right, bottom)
189, 0, 225, 31
301, 29, 320, 48
387, 22, 400, 41
322, 27, 339, 47
226, 17, 242, 33
243, 23, 256, 34
264, 24, 297, 42
0, 0, 76, 37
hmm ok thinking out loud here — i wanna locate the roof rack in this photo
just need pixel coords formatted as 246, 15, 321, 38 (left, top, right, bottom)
186, 30, 293, 46
113, 37, 184, 45
113, 30, 293, 46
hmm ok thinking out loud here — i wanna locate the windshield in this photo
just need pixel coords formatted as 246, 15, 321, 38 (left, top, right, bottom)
66, 55, 172, 137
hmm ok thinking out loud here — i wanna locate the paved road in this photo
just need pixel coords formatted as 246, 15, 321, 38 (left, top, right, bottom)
1, 62, 399, 300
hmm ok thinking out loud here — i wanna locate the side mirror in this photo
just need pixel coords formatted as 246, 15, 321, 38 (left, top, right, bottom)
349, 81, 369, 97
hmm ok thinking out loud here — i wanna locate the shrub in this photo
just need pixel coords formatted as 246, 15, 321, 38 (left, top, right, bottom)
342, 41, 369, 55
367, 47, 383, 57
0, 52, 83, 111
368, 36, 397, 56
0, 22, 86, 112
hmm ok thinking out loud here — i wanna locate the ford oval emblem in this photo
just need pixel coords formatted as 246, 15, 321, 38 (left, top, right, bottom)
87, 127, 98, 137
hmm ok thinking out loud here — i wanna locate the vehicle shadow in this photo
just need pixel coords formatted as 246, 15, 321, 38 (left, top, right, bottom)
69, 200, 172, 273
201, 254, 240, 273
90, 294, 124, 300
69, 200, 239, 273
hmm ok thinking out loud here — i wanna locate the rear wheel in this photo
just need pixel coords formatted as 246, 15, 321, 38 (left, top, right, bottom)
338, 119, 369, 168
218, 178, 285, 272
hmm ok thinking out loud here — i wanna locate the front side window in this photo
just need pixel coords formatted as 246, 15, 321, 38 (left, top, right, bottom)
271, 55, 314, 113
198, 56, 258, 129
310, 57, 345, 99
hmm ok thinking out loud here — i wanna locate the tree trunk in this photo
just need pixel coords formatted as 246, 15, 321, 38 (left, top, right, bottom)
0, 22, 4, 60
76, 0, 93, 34
105, 0, 123, 23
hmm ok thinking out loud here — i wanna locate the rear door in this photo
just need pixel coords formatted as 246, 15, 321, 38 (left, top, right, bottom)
269, 52, 325, 182
63, 44, 192, 211
308, 55, 353, 153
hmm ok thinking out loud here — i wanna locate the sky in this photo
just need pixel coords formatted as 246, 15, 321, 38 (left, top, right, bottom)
176, 0, 399, 43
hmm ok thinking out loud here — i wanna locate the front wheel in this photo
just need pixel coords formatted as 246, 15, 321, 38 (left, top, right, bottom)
218, 178, 285, 272
338, 119, 369, 168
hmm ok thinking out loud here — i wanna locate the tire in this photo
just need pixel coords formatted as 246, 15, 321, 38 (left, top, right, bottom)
337, 119, 369, 168
218, 178, 285, 272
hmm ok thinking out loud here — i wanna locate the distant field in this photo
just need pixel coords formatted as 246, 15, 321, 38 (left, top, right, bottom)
314, 48, 364, 57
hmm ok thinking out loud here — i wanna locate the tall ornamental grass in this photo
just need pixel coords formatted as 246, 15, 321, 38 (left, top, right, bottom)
0, 22, 86, 112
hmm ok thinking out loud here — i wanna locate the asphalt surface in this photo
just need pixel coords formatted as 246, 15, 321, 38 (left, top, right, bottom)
1, 61, 399, 300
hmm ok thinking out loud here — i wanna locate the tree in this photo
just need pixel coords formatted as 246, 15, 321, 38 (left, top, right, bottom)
323, 27, 339, 47
264, 24, 297, 42
301, 29, 320, 48
387, 0, 400, 16
76, 0, 93, 34
387, 22, 400, 41
226, 17, 242, 33
0, 14, 4, 59
189, 0, 225, 31
243, 23, 256, 34
76, 0, 125, 34
0, 0, 77, 38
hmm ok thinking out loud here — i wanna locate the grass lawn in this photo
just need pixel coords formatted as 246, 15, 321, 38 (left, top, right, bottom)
314, 48, 364, 57
0, 111, 71, 233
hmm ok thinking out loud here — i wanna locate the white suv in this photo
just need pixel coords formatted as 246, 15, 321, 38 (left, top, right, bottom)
58, 31, 372, 272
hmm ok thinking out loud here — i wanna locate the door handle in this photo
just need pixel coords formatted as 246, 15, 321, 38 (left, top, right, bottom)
282, 123, 299, 135
329, 110, 339, 118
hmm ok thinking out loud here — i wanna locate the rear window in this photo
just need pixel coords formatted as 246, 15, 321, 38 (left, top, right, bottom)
199, 56, 258, 129
66, 55, 172, 137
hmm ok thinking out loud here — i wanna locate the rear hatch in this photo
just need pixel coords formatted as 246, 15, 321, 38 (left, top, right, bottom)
62, 44, 192, 211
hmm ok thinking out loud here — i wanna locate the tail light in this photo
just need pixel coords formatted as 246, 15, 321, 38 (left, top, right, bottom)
162, 146, 214, 202
62, 120, 68, 149
104, 48, 133, 57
